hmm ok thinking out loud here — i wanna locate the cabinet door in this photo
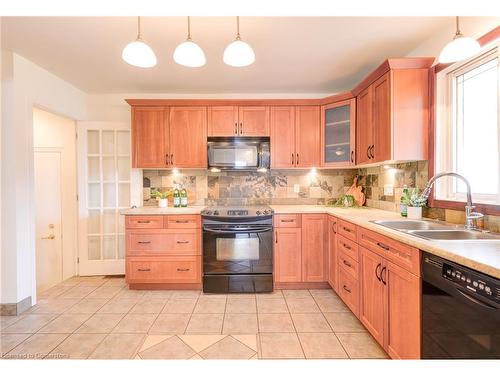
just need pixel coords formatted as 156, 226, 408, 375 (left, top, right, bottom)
132, 107, 168, 168
301, 214, 327, 282
169, 107, 207, 168
208, 106, 238, 136
356, 86, 373, 165
359, 247, 385, 346
295, 106, 320, 168
322, 99, 356, 167
372, 72, 391, 163
384, 261, 421, 359
238, 106, 270, 136
271, 106, 296, 168
327, 216, 337, 290
274, 227, 302, 283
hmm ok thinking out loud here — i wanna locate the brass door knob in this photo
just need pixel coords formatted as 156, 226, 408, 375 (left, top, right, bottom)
41, 234, 56, 240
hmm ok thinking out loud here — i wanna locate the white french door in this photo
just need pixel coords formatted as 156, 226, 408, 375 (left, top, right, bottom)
77, 122, 131, 275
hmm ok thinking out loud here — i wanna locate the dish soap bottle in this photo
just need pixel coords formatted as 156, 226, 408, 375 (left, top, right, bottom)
180, 188, 188, 207
173, 187, 180, 208
400, 185, 409, 217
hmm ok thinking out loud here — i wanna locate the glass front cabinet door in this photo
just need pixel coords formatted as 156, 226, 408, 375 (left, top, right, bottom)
321, 99, 356, 167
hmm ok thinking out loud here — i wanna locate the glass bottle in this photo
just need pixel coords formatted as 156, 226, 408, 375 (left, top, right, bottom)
400, 185, 409, 217
173, 188, 180, 208
180, 188, 187, 207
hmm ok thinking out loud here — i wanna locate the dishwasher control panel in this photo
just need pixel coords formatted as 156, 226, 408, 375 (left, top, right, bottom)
442, 263, 500, 304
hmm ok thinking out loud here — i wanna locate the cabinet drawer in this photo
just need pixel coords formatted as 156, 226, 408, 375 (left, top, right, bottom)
126, 256, 201, 283
126, 230, 200, 256
338, 249, 359, 280
166, 215, 201, 229
357, 227, 419, 275
336, 235, 359, 262
125, 216, 164, 229
337, 219, 357, 241
338, 267, 359, 317
274, 214, 301, 228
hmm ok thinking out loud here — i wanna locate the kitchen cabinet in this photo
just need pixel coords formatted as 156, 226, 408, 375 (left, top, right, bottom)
271, 106, 320, 168
208, 105, 270, 136
238, 106, 270, 136
327, 215, 337, 291
274, 227, 302, 283
321, 99, 356, 167
169, 107, 207, 168
302, 214, 327, 282
207, 106, 238, 136
356, 87, 373, 165
132, 107, 169, 168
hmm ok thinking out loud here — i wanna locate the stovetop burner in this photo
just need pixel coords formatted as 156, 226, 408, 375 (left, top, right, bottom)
201, 205, 273, 218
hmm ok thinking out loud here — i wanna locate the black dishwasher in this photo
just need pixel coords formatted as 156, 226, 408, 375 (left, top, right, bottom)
422, 252, 500, 359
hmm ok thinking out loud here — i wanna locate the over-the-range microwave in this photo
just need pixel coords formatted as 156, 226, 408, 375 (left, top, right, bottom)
207, 137, 270, 171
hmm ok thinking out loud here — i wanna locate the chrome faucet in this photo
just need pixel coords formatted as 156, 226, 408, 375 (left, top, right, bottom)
420, 172, 484, 230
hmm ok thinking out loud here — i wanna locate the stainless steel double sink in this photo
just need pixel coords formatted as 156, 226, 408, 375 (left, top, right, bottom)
371, 219, 500, 242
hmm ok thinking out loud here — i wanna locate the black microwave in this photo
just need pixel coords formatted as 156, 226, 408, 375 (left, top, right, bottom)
207, 137, 270, 171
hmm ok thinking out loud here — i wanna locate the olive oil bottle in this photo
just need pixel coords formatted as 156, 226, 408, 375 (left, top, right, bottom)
173, 188, 180, 208
180, 189, 188, 207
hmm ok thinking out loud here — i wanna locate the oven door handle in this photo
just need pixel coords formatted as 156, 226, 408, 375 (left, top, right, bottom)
455, 288, 497, 310
203, 227, 272, 234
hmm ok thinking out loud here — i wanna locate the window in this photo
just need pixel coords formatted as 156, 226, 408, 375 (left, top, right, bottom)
435, 45, 500, 205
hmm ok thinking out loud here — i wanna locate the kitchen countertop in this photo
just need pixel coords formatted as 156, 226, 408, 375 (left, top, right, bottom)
120, 204, 499, 278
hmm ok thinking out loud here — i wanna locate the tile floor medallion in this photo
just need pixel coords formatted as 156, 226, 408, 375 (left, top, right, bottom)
0, 276, 389, 359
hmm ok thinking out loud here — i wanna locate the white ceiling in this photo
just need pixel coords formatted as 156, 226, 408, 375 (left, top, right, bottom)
0, 16, 470, 94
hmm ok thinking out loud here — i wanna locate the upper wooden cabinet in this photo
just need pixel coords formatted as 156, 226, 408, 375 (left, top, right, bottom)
271, 106, 320, 168
131, 106, 207, 169
355, 59, 432, 165
321, 99, 356, 167
208, 106, 270, 137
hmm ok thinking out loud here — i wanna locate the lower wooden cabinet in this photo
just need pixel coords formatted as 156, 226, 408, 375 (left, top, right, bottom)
302, 214, 327, 282
126, 256, 201, 284
337, 267, 359, 316
274, 227, 302, 283
327, 216, 337, 290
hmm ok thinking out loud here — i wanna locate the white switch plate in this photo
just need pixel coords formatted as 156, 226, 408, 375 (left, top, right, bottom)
294, 184, 300, 193
384, 184, 394, 196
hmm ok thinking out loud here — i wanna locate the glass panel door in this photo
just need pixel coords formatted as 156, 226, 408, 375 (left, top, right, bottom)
322, 99, 356, 166
78, 122, 131, 275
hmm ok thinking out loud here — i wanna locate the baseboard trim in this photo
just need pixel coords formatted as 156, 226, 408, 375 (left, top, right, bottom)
0, 296, 32, 316
128, 283, 202, 290
274, 282, 331, 290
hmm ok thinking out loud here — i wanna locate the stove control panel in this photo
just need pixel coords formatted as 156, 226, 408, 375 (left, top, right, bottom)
442, 263, 500, 304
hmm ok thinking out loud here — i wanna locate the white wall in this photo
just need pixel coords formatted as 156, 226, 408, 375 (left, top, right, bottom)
1, 52, 87, 305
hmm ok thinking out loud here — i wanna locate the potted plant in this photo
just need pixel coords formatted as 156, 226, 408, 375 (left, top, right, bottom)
151, 190, 173, 208
407, 188, 427, 219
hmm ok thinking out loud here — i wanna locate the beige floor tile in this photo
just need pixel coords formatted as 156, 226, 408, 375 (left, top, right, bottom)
313, 295, 349, 312
139, 335, 195, 359
76, 313, 124, 333
231, 334, 258, 351
78, 279, 107, 287
139, 335, 172, 351
186, 314, 224, 334
49, 333, 106, 359
113, 289, 146, 300
259, 333, 304, 359
38, 314, 91, 333
178, 334, 225, 352
58, 286, 98, 299
258, 313, 295, 333
291, 313, 332, 332
170, 290, 201, 299
37, 286, 73, 299
102, 278, 127, 287
31, 298, 81, 314
309, 289, 336, 297
193, 298, 227, 314
0, 333, 30, 354
285, 297, 320, 313
113, 313, 158, 333
336, 332, 388, 359
143, 290, 173, 300
98, 299, 137, 314
257, 298, 289, 313
223, 314, 258, 334
4, 333, 68, 359
282, 289, 312, 298
149, 314, 191, 334
199, 336, 256, 359
86, 286, 123, 299
65, 299, 108, 314
89, 333, 145, 359
227, 293, 256, 300
2, 314, 57, 333
0, 315, 23, 329
298, 333, 349, 359
189, 353, 203, 359
255, 290, 283, 300
324, 312, 367, 332
198, 294, 227, 300
162, 298, 197, 313
225, 298, 257, 314
130, 300, 166, 314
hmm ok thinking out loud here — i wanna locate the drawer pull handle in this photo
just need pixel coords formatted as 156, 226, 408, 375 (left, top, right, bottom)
343, 260, 352, 268
343, 227, 352, 233
281, 219, 295, 223
177, 268, 190, 272
138, 241, 151, 244
343, 285, 351, 293
342, 243, 352, 250
137, 220, 151, 224
137, 268, 151, 272
377, 242, 390, 251
176, 240, 190, 244
174, 220, 189, 223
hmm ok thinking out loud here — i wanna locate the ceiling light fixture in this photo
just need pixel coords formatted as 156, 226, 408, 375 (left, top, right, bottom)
438, 16, 480, 64
173, 16, 206, 68
122, 16, 157, 68
223, 16, 255, 67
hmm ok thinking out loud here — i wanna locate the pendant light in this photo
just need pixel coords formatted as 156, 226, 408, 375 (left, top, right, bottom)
223, 16, 255, 67
438, 16, 480, 64
122, 16, 157, 68
173, 17, 206, 67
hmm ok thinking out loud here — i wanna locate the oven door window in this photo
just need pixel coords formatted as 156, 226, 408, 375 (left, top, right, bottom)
209, 146, 258, 167
216, 236, 259, 261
